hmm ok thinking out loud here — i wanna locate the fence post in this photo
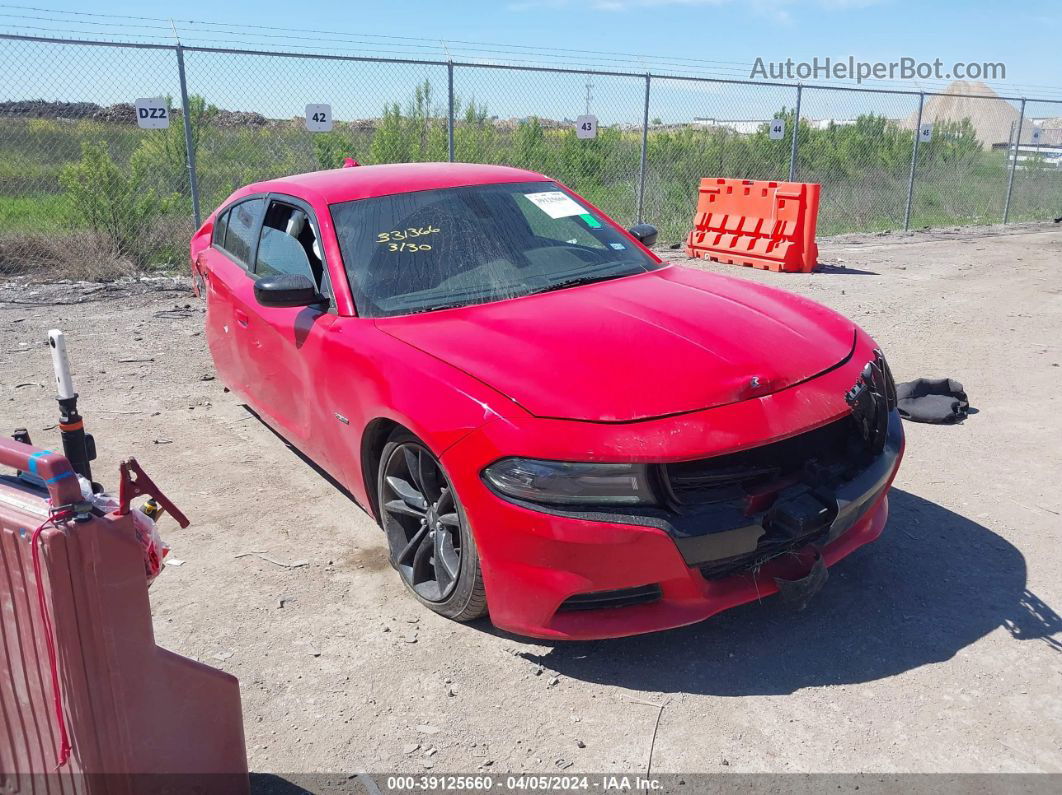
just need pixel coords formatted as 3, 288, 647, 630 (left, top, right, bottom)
788, 84, 802, 182
903, 92, 924, 231
174, 43, 201, 229
1002, 97, 1025, 225
447, 60, 455, 163
637, 72, 651, 224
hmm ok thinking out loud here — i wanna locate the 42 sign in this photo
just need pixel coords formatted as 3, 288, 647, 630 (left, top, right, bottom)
305, 104, 333, 132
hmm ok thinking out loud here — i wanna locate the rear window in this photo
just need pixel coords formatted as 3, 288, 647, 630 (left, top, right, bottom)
212, 209, 229, 248
330, 181, 657, 318
220, 198, 265, 267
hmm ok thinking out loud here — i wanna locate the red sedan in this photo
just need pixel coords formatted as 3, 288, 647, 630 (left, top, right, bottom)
191, 162, 903, 640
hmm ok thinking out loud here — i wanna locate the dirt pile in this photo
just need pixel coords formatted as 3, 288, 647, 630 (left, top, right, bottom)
0, 99, 270, 128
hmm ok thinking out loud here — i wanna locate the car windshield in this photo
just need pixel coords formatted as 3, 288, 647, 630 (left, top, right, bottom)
330, 181, 659, 317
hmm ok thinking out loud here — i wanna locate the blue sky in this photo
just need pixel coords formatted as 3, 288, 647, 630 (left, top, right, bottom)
9, 0, 1053, 86
2, 1, 1059, 122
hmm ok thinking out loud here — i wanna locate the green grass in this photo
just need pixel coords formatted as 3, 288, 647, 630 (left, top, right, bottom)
0, 192, 76, 232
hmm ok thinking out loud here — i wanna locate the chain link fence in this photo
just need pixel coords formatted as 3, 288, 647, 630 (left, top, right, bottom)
645, 77, 797, 241
2, 33, 1061, 277
180, 48, 450, 211
910, 94, 1015, 228
1008, 99, 1062, 223
796, 87, 922, 235
452, 65, 647, 226
0, 37, 192, 277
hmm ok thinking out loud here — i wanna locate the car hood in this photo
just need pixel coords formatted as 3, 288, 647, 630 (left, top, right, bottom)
375, 266, 856, 423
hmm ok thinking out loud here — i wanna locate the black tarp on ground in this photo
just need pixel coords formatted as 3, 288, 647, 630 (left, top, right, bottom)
895, 378, 969, 423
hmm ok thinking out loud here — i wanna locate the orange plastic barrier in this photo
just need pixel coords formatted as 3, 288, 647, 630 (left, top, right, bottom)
0, 438, 248, 793
685, 178, 821, 273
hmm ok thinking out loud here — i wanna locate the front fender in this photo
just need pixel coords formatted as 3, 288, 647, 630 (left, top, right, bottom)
318, 321, 529, 508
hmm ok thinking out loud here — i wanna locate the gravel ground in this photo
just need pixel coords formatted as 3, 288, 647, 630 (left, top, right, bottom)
2, 223, 1060, 779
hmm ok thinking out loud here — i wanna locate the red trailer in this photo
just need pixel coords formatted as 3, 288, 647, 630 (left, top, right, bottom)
1, 334, 248, 793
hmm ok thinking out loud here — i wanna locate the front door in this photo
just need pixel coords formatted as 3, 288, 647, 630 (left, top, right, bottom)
239, 197, 340, 470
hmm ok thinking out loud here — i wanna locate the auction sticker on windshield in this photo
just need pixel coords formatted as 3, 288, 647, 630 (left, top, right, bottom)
524, 191, 587, 219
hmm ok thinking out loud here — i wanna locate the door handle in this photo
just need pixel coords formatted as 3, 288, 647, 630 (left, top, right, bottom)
235, 310, 249, 327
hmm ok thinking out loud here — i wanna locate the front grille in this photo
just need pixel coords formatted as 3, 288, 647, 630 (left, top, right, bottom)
662, 417, 865, 506
558, 584, 662, 612
699, 525, 828, 580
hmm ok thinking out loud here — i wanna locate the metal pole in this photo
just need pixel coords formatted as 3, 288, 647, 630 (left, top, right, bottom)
447, 60, 455, 163
175, 44, 201, 228
1002, 98, 1025, 225
788, 84, 802, 182
636, 73, 651, 224
903, 92, 924, 231
48, 330, 94, 484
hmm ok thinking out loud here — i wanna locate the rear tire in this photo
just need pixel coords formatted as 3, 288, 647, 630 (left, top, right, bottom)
376, 429, 487, 622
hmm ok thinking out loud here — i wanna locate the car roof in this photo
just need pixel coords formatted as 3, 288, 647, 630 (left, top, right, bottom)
251, 162, 552, 204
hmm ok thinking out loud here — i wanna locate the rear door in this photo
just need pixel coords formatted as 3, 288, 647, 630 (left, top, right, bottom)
199, 196, 266, 396
241, 195, 340, 467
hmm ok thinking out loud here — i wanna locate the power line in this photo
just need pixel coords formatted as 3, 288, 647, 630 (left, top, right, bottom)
18, 4, 1062, 98
0, 4, 757, 69
3, 4, 1062, 100
0, 11, 173, 30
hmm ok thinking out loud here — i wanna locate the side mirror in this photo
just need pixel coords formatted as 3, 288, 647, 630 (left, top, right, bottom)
253, 274, 323, 308
628, 223, 658, 247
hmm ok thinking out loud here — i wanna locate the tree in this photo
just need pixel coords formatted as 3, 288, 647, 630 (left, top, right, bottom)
454, 98, 497, 163
60, 140, 173, 263
131, 94, 217, 195
313, 130, 356, 170
369, 80, 447, 163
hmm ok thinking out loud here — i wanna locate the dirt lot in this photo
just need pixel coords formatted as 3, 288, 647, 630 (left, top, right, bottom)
2, 223, 1061, 779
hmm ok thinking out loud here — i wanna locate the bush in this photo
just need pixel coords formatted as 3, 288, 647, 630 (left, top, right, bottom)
0, 230, 135, 279
58, 140, 175, 265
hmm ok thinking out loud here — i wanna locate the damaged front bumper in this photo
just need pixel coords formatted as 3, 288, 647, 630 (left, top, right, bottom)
669, 409, 903, 574
442, 338, 905, 640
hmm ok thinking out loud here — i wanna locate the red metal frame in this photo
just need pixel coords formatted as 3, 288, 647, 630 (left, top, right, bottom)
117, 457, 190, 527
1, 441, 248, 783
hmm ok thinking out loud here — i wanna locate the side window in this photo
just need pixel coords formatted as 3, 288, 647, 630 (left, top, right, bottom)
212, 209, 229, 248
221, 198, 265, 268
256, 200, 329, 297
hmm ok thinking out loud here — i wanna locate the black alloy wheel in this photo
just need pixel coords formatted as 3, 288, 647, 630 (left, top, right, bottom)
378, 439, 469, 602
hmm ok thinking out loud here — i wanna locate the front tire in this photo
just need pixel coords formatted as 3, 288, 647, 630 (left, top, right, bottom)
377, 430, 487, 622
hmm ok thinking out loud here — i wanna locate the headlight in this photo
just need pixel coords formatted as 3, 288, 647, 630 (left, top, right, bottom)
482, 458, 655, 506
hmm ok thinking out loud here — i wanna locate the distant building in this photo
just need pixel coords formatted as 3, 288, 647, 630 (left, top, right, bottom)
691, 118, 770, 134
690, 117, 860, 134
807, 118, 857, 130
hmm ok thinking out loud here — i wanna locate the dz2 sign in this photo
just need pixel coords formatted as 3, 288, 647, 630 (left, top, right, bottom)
134, 98, 169, 129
